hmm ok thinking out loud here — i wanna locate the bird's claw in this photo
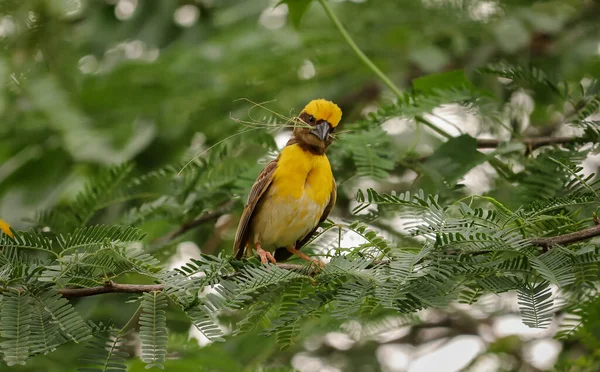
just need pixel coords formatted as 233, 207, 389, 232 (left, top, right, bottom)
257, 249, 277, 265
309, 259, 324, 272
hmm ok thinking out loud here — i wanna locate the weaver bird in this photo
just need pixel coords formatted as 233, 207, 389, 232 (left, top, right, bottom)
233, 99, 341, 265
0, 219, 13, 238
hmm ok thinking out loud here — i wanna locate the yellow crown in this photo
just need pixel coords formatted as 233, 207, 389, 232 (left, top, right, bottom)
302, 99, 342, 127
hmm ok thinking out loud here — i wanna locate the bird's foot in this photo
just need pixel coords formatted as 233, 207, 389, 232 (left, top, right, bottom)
256, 244, 276, 265
286, 246, 324, 269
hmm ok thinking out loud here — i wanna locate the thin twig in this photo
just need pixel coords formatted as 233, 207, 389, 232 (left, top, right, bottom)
476, 136, 581, 149
317, 0, 402, 98
151, 200, 235, 247
58, 281, 164, 299
530, 224, 600, 251
413, 135, 585, 163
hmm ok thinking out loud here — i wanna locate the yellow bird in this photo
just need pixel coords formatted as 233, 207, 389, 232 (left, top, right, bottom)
233, 99, 341, 265
0, 219, 13, 238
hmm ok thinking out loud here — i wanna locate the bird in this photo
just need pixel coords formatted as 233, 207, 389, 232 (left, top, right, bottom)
0, 219, 13, 238
233, 99, 341, 265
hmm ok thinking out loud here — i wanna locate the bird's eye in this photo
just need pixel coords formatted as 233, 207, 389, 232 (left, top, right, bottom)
330, 127, 335, 133
308, 115, 315, 123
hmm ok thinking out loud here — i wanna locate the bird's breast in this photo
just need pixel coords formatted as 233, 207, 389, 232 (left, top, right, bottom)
249, 144, 334, 251
271, 144, 333, 205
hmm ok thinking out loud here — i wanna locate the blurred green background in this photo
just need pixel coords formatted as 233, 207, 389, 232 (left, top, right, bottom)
1, 0, 599, 371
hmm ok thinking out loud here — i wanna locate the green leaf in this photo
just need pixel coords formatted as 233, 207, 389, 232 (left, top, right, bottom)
0, 290, 32, 366
277, 0, 313, 29
517, 281, 553, 328
413, 70, 473, 93
78, 327, 129, 372
419, 135, 487, 190
139, 292, 168, 370
29, 287, 92, 344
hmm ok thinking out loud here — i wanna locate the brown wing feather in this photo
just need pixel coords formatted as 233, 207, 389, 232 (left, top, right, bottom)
233, 159, 278, 259
274, 179, 337, 261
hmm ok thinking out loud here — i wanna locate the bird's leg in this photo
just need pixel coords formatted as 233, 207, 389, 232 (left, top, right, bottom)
256, 242, 276, 264
286, 246, 324, 268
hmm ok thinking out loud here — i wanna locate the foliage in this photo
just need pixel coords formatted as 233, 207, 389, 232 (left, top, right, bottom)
1, 0, 600, 370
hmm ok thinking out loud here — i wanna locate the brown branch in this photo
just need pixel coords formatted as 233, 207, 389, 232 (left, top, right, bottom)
530, 224, 600, 251
476, 136, 580, 149
58, 281, 165, 299
57, 225, 600, 299
411, 135, 584, 163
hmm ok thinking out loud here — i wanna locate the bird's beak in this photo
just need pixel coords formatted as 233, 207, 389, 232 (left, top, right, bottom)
310, 121, 329, 141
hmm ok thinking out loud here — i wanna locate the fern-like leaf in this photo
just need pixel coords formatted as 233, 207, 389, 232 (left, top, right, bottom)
36, 163, 135, 231
517, 281, 553, 328
139, 291, 168, 370
0, 290, 32, 366
0, 230, 54, 255
29, 302, 65, 356
29, 286, 91, 343
78, 328, 129, 372
341, 128, 394, 179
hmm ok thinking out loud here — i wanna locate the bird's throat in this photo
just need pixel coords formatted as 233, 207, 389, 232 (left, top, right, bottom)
272, 144, 333, 205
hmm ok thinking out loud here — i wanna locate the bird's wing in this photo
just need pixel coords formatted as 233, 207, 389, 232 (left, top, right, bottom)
274, 179, 337, 261
233, 158, 278, 259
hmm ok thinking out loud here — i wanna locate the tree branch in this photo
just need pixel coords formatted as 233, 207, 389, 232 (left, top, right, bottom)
476, 136, 580, 149
58, 281, 165, 299
530, 224, 600, 251
151, 200, 235, 247
57, 224, 600, 299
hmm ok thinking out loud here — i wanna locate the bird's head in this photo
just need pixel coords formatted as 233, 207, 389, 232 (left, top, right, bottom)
292, 99, 342, 154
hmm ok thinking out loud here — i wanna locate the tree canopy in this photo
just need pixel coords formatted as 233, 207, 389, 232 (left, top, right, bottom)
0, 0, 599, 371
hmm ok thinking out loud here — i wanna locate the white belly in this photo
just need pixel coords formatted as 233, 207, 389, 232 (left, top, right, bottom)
250, 185, 327, 251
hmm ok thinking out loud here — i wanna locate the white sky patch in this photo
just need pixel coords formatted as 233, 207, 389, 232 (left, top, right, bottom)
525, 338, 562, 370
479, 292, 520, 314
292, 352, 326, 372
582, 152, 600, 177
508, 90, 534, 133
64, 0, 83, 17
382, 117, 412, 135
0, 16, 16, 38
388, 216, 425, 242
469, 1, 503, 22
144, 47, 160, 62
275, 131, 291, 149
115, 0, 137, 20
493, 315, 556, 340
555, 122, 585, 137
303, 334, 324, 352
338, 229, 368, 249
462, 162, 496, 195
410, 336, 485, 372
373, 326, 411, 344
174, 5, 200, 28
168, 241, 201, 272
259, 4, 288, 30
78, 55, 98, 74
188, 325, 212, 347
422, 104, 480, 139
378, 344, 412, 371
324, 332, 355, 350
469, 354, 502, 372
361, 103, 379, 117
298, 59, 316, 80
124, 40, 144, 59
